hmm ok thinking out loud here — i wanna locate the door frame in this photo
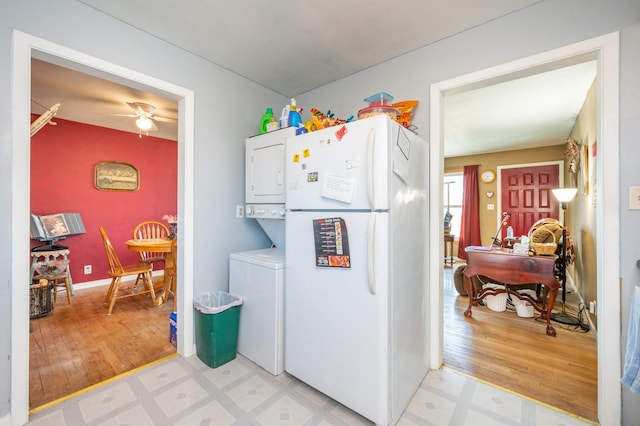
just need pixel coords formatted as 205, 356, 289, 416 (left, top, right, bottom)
429, 32, 620, 424
11, 30, 196, 425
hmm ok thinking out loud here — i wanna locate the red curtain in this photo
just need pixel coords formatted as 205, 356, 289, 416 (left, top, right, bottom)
457, 165, 482, 259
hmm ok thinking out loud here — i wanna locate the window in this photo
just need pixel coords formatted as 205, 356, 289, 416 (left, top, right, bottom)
444, 174, 464, 238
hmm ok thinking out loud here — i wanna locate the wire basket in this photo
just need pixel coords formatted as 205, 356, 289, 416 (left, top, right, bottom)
30, 280, 53, 319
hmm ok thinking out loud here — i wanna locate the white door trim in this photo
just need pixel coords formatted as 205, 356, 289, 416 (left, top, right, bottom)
11, 30, 195, 425
429, 32, 620, 424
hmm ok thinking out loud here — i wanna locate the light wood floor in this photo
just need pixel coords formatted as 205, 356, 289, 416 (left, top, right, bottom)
29, 278, 176, 410
443, 265, 598, 422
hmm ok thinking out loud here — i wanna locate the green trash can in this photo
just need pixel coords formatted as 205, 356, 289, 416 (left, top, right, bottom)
194, 291, 243, 368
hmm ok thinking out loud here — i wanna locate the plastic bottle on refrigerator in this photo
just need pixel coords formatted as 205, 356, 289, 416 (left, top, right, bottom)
289, 98, 302, 128
260, 108, 274, 134
280, 105, 290, 128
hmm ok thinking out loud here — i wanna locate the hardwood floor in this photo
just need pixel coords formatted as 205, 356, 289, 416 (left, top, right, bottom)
29, 278, 176, 410
443, 265, 598, 422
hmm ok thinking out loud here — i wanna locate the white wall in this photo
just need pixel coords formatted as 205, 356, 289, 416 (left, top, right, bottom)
2, 0, 640, 424
0, 0, 287, 422
297, 1, 640, 425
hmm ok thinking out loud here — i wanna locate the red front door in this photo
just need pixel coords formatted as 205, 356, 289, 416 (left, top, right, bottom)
500, 164, 560, 240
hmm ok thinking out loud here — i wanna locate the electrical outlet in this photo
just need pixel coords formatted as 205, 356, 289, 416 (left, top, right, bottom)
589, 300, 596, 314
236, 205, 244, 218
630, 186, 640, 210
83, 265, 92, 274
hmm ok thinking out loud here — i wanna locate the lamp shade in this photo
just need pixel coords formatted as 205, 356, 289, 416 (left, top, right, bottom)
552, 188, 578, 203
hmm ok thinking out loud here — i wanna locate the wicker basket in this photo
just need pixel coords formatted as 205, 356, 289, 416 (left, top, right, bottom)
30, 279, 53, 319
530, 226, 557, 256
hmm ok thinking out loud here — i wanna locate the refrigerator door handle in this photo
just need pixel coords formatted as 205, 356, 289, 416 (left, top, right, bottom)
366, 127, 376, 210
367, 212, 376, 295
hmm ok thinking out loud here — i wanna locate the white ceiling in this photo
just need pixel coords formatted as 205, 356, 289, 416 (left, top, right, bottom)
444, 60, 597, 157
31, 57, 180, 140
30, 0, 597, 155
76, 0, 541, 97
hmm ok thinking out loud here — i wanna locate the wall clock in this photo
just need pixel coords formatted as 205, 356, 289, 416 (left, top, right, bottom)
481, 169, 496, 183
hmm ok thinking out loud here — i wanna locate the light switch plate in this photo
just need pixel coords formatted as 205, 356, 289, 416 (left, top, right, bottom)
629, 186, 640, 210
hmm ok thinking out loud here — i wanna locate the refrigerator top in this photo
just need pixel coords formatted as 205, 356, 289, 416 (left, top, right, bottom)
285, 115, 425, 211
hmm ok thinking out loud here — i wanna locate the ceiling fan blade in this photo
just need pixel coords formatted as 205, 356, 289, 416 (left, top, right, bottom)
151, 114, 177, 123
94, 112, 138, 118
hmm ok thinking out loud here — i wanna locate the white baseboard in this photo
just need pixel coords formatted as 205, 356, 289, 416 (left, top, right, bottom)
73, 270, 165, 290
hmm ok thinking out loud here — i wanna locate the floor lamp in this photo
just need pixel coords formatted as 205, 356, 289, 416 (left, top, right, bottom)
550, 187, 579, 325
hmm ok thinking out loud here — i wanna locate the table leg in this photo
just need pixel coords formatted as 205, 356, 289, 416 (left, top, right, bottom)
159, 251, 175, 304
464, 275, 473, 318
545, 287, 558, 337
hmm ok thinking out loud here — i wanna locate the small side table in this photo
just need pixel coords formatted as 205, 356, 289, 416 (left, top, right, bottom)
444, 234, 455, 268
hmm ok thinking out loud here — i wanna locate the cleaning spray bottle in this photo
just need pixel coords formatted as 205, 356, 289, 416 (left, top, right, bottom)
280, 105, 290, 128
260, 107, 274, 134
288, 98, 302, 128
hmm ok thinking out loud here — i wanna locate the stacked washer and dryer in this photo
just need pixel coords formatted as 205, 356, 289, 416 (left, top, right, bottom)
228, 127, 296, 375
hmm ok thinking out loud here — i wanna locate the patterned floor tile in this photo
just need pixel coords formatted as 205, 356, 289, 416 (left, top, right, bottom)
27, 356, 595, 426
153, 378, 208, 418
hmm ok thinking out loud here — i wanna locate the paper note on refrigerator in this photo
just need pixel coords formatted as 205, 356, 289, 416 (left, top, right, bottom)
392, 128, 411, 184
321, 173, 356, 203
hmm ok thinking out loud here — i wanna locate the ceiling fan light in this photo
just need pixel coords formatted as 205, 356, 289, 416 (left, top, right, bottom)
136, 117, 153, 130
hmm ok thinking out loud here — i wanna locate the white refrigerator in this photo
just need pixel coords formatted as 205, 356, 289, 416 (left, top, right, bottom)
284, 115, 429, 425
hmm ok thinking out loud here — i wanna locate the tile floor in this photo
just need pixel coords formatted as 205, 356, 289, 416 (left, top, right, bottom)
28, 353, 595, 425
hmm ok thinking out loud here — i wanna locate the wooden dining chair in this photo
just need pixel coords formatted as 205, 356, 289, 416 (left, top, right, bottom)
99, 226, 158, 315
132, 221, 170, 265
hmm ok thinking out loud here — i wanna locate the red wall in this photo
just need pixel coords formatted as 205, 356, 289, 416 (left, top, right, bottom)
30, 116, 177, 285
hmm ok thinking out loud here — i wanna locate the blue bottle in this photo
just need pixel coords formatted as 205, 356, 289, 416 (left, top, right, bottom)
289, 98, 301, 128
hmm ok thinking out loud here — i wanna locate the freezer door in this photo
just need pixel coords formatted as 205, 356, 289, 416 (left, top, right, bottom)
286, 116, 395, 211
285, 210, 390, 424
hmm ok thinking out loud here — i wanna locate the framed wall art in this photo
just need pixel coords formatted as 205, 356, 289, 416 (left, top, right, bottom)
95, 161, 139, 191
580, 144, 589, 195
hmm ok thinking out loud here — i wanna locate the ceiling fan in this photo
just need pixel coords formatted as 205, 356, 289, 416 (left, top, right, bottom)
111, 101, 177, 137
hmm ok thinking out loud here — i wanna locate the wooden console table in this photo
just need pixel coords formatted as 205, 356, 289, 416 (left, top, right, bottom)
462, 248, 560, 336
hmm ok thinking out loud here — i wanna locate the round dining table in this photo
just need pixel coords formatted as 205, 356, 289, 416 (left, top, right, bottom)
125, 238, 175, 305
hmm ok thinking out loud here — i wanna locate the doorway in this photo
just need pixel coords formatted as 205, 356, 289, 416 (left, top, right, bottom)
11, 31, 196, 425
428, 32, 620, 424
